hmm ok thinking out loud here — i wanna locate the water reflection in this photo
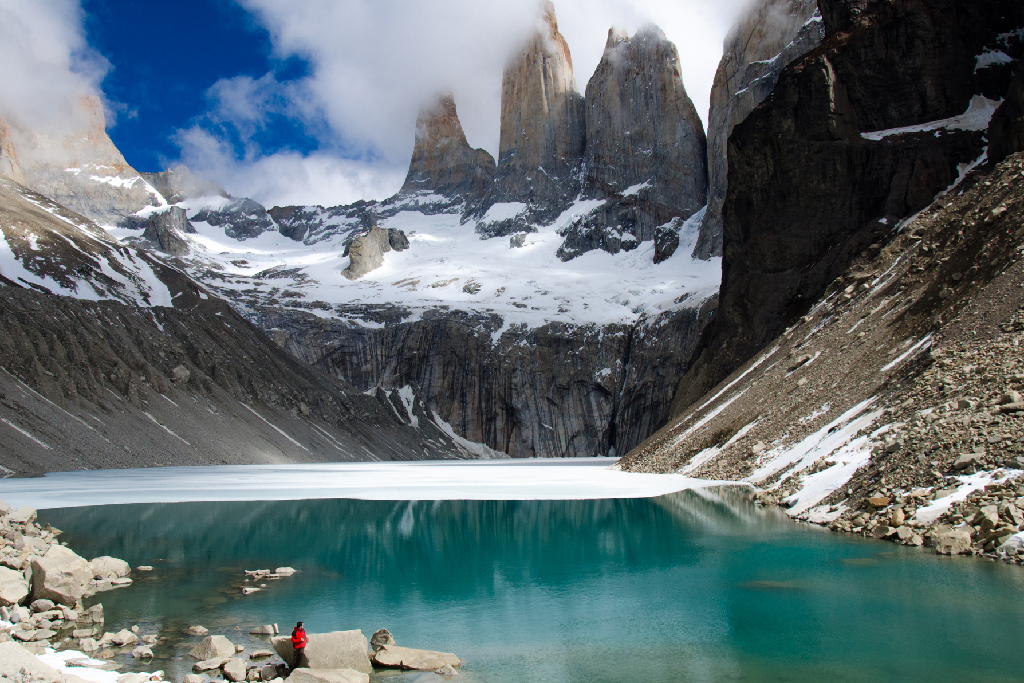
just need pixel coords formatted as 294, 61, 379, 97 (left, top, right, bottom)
39, 489, 1024, 683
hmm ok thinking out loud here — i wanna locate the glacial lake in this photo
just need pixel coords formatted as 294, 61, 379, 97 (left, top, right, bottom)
31, 485, 1024, 683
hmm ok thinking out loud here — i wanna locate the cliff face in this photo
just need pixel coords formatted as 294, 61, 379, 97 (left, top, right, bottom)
399, 94, 496, 204
0, 118, 25, 185
469, 1, 586, 236
558, 25, 709, 261
10, 95, 165, 227
693, 0, 823, 260
254, 299, 715, 459
672, 0, 1024, 415
141, 164, 228, 205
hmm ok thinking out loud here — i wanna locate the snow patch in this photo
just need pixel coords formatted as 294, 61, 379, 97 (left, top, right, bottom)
860, 96, 1001, 141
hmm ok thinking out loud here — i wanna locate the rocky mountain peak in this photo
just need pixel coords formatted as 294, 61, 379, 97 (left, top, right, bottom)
468, 1, 586, 235
0, 118, 25, 185
557, 23, 708, 261
399, 94, 495, 201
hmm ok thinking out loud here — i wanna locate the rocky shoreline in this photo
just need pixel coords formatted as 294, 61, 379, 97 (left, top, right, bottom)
0, 498, 463, 683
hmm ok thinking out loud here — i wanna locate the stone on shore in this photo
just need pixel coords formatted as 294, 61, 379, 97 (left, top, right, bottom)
111, 629, 137, 646
285, 669, 368, 683
935, 529, 972, 555
250, 625, 277, 635
9, 506, 37, 525
222, 658, 247, 682
193, 658, 230, 673
260, 664, 279, 681
370, 645, 461, 671
271, 631, 371, 673
132, 646, 154, 659
185, 625, 209, 636
31, 545, 93, 606
0, 641, 62, 683
183, 675, 205, 683
369, 629, 394, 652
191, 635, 237, 661
89, 557, 131, 580
250, 650, 275, 659
0, 566, 30, 606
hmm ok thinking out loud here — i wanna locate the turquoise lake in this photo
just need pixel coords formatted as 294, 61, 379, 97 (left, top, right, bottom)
38, 488, 1024, 683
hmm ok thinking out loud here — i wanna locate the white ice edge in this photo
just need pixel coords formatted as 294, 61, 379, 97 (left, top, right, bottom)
860, 96, 1001, 141
0, 459, 746, 509
37, 648, 161, 683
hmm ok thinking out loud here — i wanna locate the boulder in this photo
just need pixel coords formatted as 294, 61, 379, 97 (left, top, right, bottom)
85, 604, 104, 623
191, 635, 237, 661
285, 670, 368, 683
260, 664, 279, 680
79, 638, 99, 651
117, 675, 152, 683
250, 625, 277, 635
111, 629, 137, 646
31, 545, 93, 606
30, 599, 56, 613
0, 641, 62, 682
954, 454, 982, 471
9, 506, 37, 525
271, 631, 371, 674
370, 645, 461, 671
935, 529, 972, 555
183, 675, 205, 683
369, 629, 394, 652
0, 566, 29, 606
185, 625, 209, 636
132, 646, 153, 659
89, 557, 130, 580
865, 497, 891, 509
193, 658, 230, 673
250, 650, 275, 659
222, 658, 247, 682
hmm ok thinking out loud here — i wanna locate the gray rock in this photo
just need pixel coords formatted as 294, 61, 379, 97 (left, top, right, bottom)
0, 641, 62, 682
434, 664, 458, 677
185, 625, 210, 636
31, 545, 92, 606
222, 658, 247, 682
250, 650, 275, 659
370, 645, 461, 671
0, 566, 29, 607
193, 198, 276, 240
132, 646, 153, 659
142, 207, 192, 257
954, 453, 982, 471
271, 631, 371, 674
117, 674, 152, 683
88, 556, 130, 580
79, 637, 99, 651
86, 604, 104, 623
191, 635, 237, 661
388, 229, 410, 252
193, 658, 231, 673
183, 675, 205, 683
285, 670, 368, 683
250, 625, 276, 635
110, 629, 137, 646
935, 529, 972, 555
9, 506, 37, 525
343, 224, 392, 280
260, 664, 279, 681
370, 628, 394, 652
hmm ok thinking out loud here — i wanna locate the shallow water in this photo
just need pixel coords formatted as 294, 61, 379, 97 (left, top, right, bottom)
40, 489, 1024, 683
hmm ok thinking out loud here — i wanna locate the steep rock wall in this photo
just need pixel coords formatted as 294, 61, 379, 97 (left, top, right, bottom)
672, 0, 1024, 416
557, 26, 709, 261
400, 94, 496, 202
693, 0, 823, 260
469, 1, 586, 236
253, 300, 715, 459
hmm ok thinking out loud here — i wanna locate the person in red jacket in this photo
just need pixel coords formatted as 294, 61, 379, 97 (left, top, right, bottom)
290, 621, 308, 671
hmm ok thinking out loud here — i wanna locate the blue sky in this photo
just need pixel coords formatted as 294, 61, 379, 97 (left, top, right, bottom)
81, 0, 317, 173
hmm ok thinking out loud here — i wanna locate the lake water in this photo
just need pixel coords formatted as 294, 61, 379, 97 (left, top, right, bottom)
36, 488, 1024, 683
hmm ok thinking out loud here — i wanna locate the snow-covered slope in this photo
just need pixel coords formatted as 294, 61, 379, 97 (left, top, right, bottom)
112, 198, 721, 330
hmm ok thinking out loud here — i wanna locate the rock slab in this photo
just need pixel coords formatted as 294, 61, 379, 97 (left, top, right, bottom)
271, 631, 371, 674
370, 645, 461, 672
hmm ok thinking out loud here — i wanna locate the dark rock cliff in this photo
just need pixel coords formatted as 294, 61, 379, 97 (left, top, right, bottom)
990, 66, 1024, 164
693, 0, 823, 260
671, 0, 1024, 416
252, 299, 715, 459
557, 26, 708, 262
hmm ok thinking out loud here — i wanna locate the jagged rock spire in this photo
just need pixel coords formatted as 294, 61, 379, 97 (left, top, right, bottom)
400, 94, 495, 199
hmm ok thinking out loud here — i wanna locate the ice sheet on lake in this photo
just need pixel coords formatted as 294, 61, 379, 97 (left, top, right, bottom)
0, 458, 742, 509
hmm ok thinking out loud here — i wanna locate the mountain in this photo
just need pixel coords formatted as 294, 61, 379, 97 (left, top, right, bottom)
397, 94, 496, 213
692, 0, 823, 260
0, 176, 475, 476
0, 95, 166, 227
467, 0, 586, 237
621, 0, 1024, 555
558, 25, 708, 262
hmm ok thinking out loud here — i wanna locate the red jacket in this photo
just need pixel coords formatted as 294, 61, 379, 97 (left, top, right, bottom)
291, 628, 308, 649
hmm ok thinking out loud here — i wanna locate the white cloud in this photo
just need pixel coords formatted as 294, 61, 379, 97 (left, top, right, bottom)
178, 0, 751, 208
175, 126, 405, 207
0, 0, 110, 135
